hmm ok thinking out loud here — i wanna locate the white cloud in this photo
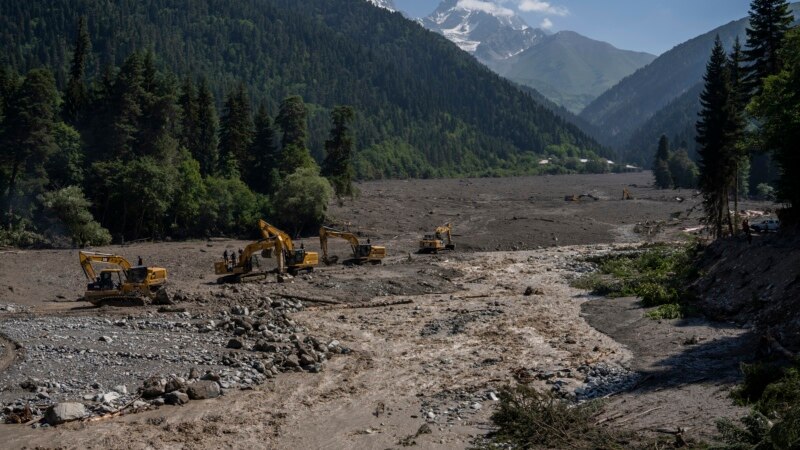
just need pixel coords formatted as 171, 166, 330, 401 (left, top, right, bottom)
518, 0, 568, 16
457, 0, 516, 17
539, 18, 554, 29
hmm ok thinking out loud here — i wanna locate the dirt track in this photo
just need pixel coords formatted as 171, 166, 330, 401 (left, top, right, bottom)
0, 172, 765, 448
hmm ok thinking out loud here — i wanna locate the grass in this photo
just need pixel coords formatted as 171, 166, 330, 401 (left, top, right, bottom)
572, 243, 700, 319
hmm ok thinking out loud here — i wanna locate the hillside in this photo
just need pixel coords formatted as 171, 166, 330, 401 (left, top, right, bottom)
496, 31, 656, 113
581, 3, 800, 152
0, 0, 605, 179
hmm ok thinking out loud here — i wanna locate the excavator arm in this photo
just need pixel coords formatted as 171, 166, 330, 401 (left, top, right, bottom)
259, 219, 294, 251
319, 226, 360, 260
79, 251, 133, 281
434, 223, 453, 246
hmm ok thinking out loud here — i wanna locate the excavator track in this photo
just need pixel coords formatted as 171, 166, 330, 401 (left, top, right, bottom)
90, 296, 147, 307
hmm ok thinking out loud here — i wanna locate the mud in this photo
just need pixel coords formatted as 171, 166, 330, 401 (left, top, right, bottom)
0, 173, 774, 448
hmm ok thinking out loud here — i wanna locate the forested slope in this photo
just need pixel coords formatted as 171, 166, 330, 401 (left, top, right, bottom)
0, 0, 605, 178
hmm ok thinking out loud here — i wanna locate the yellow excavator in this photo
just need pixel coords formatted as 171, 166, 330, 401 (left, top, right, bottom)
419, 223, 455, 254
258, 219, 319, 274
213, 236, 285, 283
79, 251, 168, 306
319, 226, 386, 265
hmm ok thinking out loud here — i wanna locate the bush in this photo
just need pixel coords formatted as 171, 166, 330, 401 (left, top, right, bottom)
40, 186, 111, 247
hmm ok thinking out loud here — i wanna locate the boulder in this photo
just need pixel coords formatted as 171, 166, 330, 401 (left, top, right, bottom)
164, 391, 190, 405
141, 377, 167, 399
44, 403, 86, 424
187, 380, 221, 400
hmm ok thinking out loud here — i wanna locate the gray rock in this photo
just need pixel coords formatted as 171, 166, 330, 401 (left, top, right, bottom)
44, 403, 86, 424
141, 377, 167, 399
226, 338, 243, 349
187, 380, 220, 400
164, 377, 186, 394
164, 391, 189, 405
99, 336, 113, 343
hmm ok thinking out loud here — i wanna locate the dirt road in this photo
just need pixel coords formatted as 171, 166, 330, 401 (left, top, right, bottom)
0, 173, 761, 448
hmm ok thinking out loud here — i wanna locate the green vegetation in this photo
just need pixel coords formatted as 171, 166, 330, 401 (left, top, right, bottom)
573, 244, 699, 318
0, 0, 606, 181
715, 361, 800, 449
479, 384, 670, 449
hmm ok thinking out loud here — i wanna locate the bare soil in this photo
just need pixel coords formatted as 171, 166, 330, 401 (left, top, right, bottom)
0, 172, 774, 448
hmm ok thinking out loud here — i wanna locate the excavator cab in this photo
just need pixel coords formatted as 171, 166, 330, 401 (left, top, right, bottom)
88, 269, 123, 291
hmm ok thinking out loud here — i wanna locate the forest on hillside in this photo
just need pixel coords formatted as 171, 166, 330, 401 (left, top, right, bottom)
0, 0, 607, 180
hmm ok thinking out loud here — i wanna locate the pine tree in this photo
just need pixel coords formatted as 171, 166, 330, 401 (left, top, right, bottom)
195, 78, 219, 176
750, 27, 800, 220
63, 16, 91, 125
218, 84, 253, 178
743, 0, 793, 97
696, 37, 740, 238
109, 53, 145, 161
247, 103, 280, 194
178, 76, 198, 155
653, 135, 672, 189
322, 105, 356, 197
728, 38, 747, 226
0, 69, 60, 226
275, 95, 315, 176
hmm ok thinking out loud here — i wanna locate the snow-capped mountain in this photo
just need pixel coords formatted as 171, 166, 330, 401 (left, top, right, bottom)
421, 0, 547, 61
366, 0, 396, 12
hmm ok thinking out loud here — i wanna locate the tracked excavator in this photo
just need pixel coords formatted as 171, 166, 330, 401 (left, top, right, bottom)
258, 220, 319, 274
319, 226, 386, 265
79, 251, 168, 306
213, 236, 285, 284
418, 223, 455, 254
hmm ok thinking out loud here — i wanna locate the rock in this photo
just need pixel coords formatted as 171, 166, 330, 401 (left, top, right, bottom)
470, 402, 482, 410
97, 392, 120, 404
283, 354, 300, 368
164, 391, 190, 405
488, 392, 499, 402
187, 380, 221, 400
133, 400, 149, 409
523, 286, 534, 296
99, 336, 113, 343
189, 368, 200, 380
112, 385, 128, 395
44, 403, 86, 424
226, 338, 244, 349
201, 371, 221, 382
427, 411, 436, 419
254, 340, 280, 352
141, 377, 167, 399
164, 377, 186, 394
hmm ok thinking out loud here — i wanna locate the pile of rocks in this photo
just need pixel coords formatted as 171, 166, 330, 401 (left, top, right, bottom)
420, 388, 500, 425
218, 303, 348, 374
573, 363, 639, 400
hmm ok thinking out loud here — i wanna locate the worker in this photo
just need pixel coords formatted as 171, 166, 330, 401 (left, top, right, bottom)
231, 252, 237, 266
223, 249, 229, 263
137, 256, 143, 266
238, 248, 244, 259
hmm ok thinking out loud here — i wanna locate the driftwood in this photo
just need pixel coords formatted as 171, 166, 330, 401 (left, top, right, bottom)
82, 396, 144, 423
273, 293, 341, 305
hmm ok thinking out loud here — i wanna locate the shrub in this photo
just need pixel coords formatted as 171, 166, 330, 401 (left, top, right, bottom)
40, 186, 111, 247
271, 166, 333, 234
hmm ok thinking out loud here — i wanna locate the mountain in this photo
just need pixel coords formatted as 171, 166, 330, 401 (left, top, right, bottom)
496, 31, 656, 113
421, 0, 547, 63
0, 0, 606, 179
420, 1, 653, 114
581, 3, 800, 154
366, 0, 396, 12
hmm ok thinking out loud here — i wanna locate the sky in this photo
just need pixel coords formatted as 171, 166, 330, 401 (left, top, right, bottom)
393, 0, 755, 55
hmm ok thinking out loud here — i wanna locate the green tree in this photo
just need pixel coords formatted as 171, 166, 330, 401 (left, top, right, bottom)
750, 27, 800, 220
0, 68, 60, 226
668, 149, 699, 188
63, 16, 91, 125
272, 166, 333, 234
40, 186, 111, 246
247, 103, 280, 194
195, 78, 219, 176
653, 134, 672, 188
218, 84, 253, 177
696, 37, 739, 237
178, 76, 198, 156
742, 0, 794, 97
322, 105, 357, 198
275, 95, 315, 176
170, 150, 206, 236
46, 122, 84, 188
728, 38, 748, 225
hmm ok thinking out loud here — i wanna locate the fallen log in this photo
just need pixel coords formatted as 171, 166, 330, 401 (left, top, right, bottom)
273, 293, 341, 305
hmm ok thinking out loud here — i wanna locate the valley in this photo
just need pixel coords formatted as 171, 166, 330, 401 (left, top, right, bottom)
0, 173, 766, 448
